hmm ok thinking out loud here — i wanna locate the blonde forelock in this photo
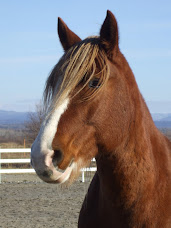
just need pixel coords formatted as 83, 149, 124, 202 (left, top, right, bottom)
44, 37, 110, 112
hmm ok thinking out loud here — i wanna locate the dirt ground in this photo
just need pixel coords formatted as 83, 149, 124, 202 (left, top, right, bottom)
0, 174, 92, 228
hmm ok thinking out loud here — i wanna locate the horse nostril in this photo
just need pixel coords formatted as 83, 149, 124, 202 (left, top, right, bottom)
52, 150, 63, 167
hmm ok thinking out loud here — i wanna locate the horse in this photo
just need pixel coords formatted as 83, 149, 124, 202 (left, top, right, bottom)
31, 10, 171, 227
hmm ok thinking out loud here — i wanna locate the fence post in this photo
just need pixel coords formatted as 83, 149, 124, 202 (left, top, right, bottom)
82, 170, 85, 182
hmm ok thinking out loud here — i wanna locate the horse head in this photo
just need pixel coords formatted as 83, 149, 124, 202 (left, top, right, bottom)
31, 11, 133, 184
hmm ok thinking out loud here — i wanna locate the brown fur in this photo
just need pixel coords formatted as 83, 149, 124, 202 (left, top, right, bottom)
41, 10, 171, 227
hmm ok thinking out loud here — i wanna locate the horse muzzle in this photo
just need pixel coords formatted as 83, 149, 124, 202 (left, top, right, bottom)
31, 146, 74, 184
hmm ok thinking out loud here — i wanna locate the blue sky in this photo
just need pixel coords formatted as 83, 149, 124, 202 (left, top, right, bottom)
0, 0, 171, 112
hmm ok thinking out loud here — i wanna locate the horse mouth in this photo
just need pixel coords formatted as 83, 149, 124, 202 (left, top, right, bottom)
32, 156, 75, 184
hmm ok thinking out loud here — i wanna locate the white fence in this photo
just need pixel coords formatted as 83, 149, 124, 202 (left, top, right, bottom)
0, 148, 96, 182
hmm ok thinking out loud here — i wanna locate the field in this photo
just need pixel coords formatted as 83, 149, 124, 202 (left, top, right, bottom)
0, 174, 91, 228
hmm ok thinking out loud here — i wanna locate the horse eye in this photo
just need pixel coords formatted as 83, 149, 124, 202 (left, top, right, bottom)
89, 78, 101, 88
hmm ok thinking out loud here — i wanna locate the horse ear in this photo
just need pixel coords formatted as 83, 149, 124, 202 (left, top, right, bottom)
58, 18, 81, 51
100, 10, 119, 58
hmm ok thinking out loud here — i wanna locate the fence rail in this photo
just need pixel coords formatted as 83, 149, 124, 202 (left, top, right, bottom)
0, 169, 35, 174
1, 159, 30, 164
0, 148, 31, 153
0, 148, 96, 182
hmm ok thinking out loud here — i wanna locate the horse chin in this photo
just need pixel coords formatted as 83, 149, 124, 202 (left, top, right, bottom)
35, 163, 73, 184
34, 155, 93, 185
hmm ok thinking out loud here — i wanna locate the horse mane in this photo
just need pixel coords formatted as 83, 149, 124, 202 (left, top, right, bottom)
44, 37, 110, 111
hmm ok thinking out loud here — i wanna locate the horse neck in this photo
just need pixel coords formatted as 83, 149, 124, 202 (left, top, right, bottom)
96, 100, 156, 206
95, 100, 171, 226
95, 60, 169, 222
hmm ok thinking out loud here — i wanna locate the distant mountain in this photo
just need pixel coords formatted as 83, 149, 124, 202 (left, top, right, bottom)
154, 121, 171, 128
0, 110, 29, 129
161, 116, 171, 122
151, 113, 171, 128
0, 110, 170, 129
151, 113, 171, 121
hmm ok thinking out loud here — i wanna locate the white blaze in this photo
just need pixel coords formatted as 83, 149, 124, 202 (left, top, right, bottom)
31, 98, 69, 171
